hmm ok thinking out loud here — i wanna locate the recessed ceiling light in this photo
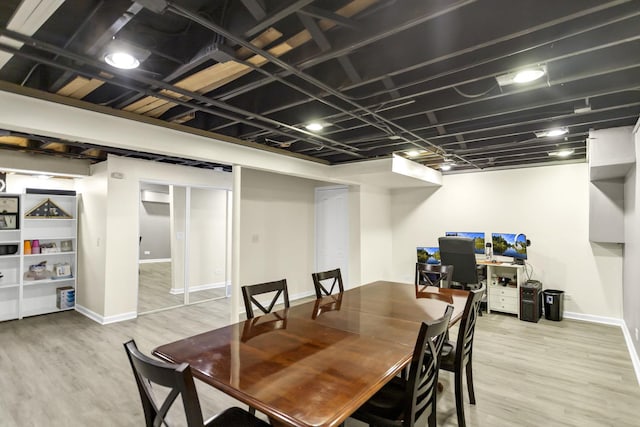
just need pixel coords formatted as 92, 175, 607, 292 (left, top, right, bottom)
104, 51, 140, 69
535, 127, 569, 138
305, 122, 324, 132
496, 66, 546, 86
513, 68, 546, 83
548, 148, 575, 157
440, 163, 452, 171
405, 149, 425, 158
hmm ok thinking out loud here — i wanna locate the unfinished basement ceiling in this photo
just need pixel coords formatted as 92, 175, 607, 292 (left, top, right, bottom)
0, 0, 639, 173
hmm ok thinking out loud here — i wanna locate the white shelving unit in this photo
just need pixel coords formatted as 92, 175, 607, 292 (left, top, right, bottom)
0, 192, 77, 321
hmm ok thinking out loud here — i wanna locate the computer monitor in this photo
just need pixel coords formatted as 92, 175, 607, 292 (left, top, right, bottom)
417, 246, 441, 264
445, 232, 485, 254
491, 233, 527, 263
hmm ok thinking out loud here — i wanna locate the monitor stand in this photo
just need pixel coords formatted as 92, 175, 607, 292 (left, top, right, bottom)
512, 259, 525, 265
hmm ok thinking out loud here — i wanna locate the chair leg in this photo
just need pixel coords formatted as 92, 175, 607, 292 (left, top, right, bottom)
428, 409, 437, 427
454, 369, 467, 427
466, 360, 476, 405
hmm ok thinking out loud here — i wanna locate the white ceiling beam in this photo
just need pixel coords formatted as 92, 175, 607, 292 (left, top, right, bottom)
0, 0, 64, 69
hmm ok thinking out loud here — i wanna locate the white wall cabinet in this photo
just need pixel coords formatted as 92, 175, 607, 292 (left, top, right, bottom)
0, 193, 77, 321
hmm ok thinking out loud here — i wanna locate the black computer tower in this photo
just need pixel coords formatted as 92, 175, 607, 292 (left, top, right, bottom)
520, 280, 542, 322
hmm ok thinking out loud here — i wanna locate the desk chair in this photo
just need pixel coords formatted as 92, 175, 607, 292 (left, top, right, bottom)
123, 340, 269, 427
311, 268, 344, 298
438, 237, 480, 290
350, 305, 454, 427
440, 288, 484, 427
415, 263, 454, 289
241, 279, 290, 319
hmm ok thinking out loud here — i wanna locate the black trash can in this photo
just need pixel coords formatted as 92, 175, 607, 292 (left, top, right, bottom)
543, 289, 564, 321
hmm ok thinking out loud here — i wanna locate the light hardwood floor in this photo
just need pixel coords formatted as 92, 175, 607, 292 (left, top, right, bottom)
0, 300, 638, 426
138, 262, 226, 313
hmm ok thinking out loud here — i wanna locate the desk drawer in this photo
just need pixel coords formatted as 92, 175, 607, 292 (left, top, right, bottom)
490, 286, 518, 298
489, 294, 518, 313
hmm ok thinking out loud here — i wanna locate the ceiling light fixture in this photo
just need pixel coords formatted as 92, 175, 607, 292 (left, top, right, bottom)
536, 127, 569, 138
305, 122, 324, 132
513, 68, 546, 83
104, 51, 140, 69
440, 163, 453, 171
496, 66, 546, 87
405, 149, 425, 158
103, 40, 150, 70
548, 148, 575, 157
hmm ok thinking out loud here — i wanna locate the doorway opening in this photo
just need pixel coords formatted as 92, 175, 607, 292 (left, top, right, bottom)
138, 183, 230, 315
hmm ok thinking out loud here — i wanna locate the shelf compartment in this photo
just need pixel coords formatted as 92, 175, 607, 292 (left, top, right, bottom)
22, 284, 75, 318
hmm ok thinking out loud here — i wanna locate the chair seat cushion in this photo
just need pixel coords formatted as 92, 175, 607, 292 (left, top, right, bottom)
353, 376, 407, 422
206, 407, 270, 427
440, 341, 456, 370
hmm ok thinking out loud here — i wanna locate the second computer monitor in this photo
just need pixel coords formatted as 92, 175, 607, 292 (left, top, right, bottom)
445, 232, 485, 254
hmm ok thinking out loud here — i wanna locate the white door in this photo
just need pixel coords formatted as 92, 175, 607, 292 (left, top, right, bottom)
315, 186, 349, 287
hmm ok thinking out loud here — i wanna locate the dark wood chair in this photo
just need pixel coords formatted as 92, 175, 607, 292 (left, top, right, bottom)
350, 305, 454, 427
311, 268, 344, 298
415, 262, 454, 289
123, 339, 269, 427
440, 287, 485, 427
241, 279, 290, 319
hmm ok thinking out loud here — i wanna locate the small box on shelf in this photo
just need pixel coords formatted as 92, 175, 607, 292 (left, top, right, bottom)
56, 286, 75, 309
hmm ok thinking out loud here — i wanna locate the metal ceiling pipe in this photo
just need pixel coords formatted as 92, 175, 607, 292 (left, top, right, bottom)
49, 2, 145, 93
163, 1, 474, 165
0, 33, 362, 159
317, 61, 640, 139
217, 15, 640, 141
215, 0, 632, 103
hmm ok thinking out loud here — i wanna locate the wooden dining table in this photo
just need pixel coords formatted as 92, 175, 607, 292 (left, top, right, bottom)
153, 280, 469, 427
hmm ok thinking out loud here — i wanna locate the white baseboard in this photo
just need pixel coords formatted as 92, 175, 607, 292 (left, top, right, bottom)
75, 304, 137, 325
169, 281, 228, 295
139, 258, 171, 264
622, 321, 640, 386
564, 311, 640, 386
290, 289, 316, 301
563, 311, 624, 326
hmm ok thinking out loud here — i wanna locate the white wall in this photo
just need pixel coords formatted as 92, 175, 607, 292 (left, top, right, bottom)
356, 185, 393, 284
75, 162, 108, 315
139, 200, 171, 260
240, 168, 328, 301
391, 163, 623, 318
99, 155, 231, 318
6, 174, 76, 193
624, 122, 640, 358
189, 187, 228, 288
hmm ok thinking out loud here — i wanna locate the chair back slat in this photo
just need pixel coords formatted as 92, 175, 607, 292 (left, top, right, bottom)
455, 288, 484, 366
124, 340, 205, 427
405, 305, 454, 425
311, 268, 344, 298
242, 279, 290, 319
415, 263, 454, 289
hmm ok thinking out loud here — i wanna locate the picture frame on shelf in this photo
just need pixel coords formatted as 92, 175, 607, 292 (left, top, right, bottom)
0, 195, 19, 230
60, 240, 73, 252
